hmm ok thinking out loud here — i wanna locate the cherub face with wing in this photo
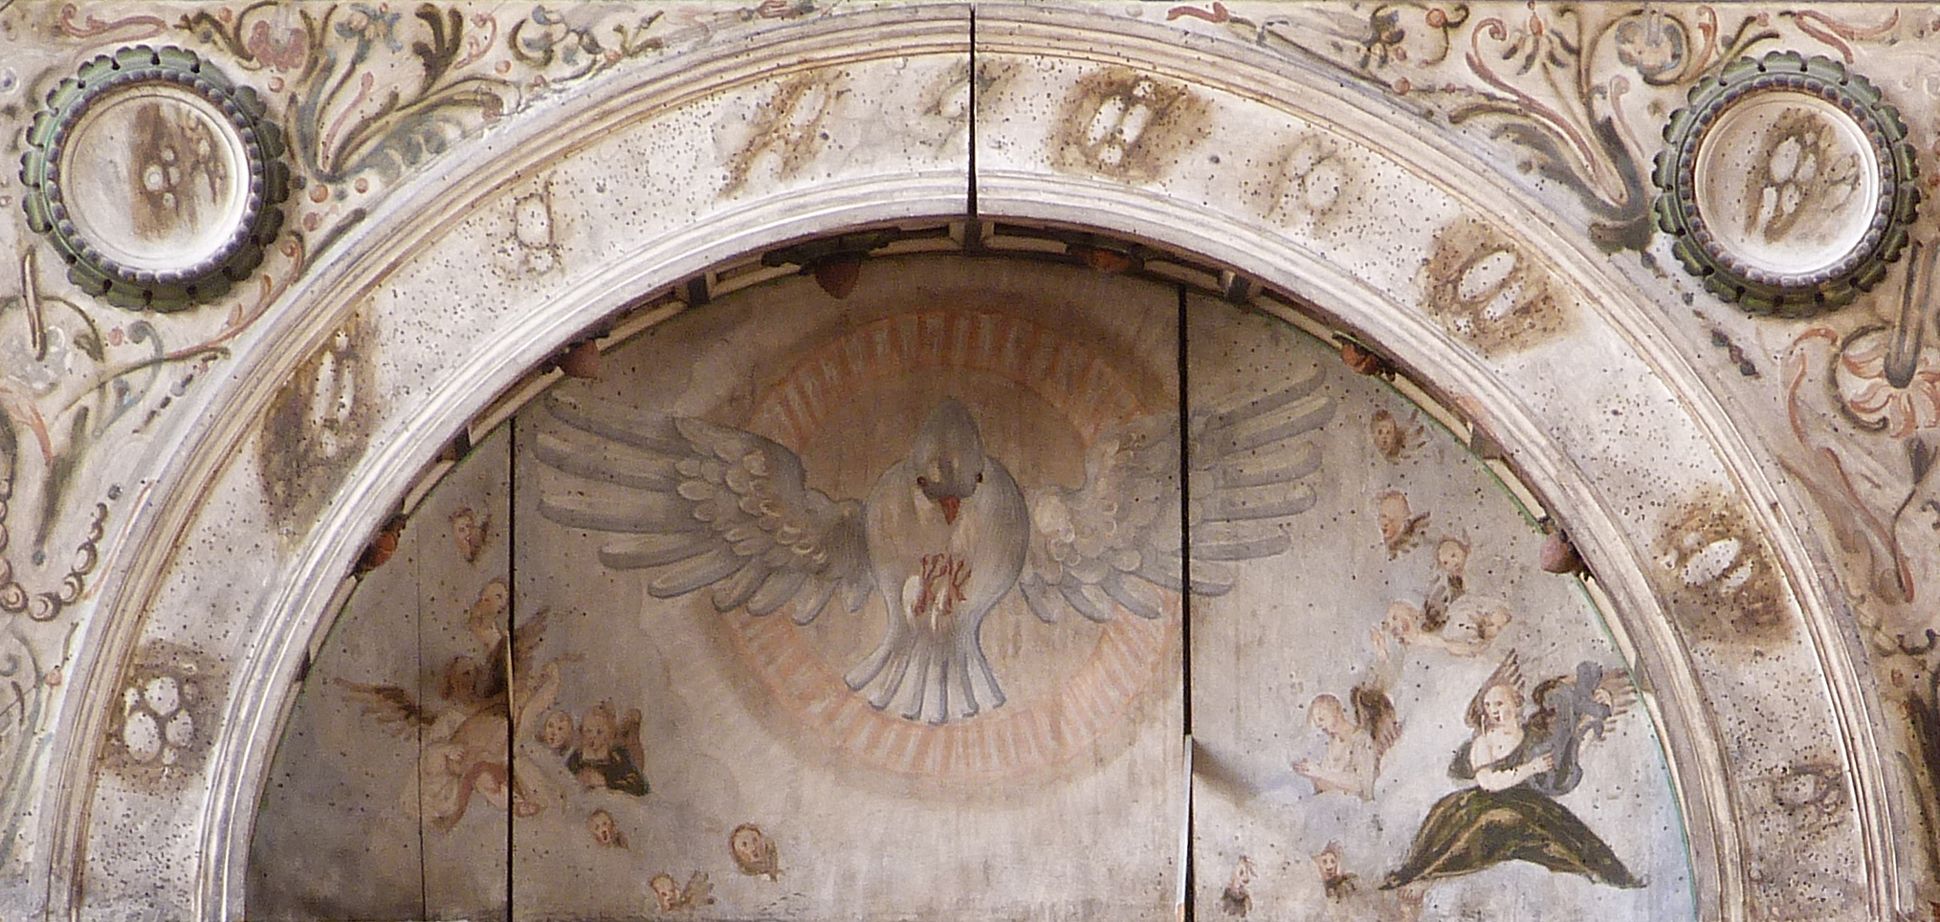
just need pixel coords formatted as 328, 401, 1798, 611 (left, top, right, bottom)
580, 704, 615, 759
650, 873, 680, 910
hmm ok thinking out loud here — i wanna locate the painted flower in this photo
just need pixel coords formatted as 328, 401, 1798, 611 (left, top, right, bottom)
245, 19, 311, 73
335, 5, 404, 51
1614, 12, 1686, 80
1833, 325, 1940, 437
1360, 8, 1409, 68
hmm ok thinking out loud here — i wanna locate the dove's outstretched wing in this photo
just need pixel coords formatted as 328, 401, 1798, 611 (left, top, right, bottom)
534, 393, 875, 624
1018, 365, 1335, 624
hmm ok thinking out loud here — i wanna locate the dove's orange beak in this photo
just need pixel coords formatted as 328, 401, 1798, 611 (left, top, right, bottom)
939, 496, 961, 524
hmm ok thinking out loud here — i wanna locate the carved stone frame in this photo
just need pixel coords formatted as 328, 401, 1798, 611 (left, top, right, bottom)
29, 6, 1903, 920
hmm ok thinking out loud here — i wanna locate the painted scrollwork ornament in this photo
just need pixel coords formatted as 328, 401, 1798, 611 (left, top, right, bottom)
19, 45, 289, 310
1653, 51, 1918, 316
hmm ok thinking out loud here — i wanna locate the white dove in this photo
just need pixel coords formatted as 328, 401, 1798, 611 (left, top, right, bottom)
533, 367, 1335, 725
844, 399, 1030, 721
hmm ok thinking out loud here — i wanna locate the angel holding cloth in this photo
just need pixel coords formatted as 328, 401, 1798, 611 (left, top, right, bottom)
1381, 651, 1645, 891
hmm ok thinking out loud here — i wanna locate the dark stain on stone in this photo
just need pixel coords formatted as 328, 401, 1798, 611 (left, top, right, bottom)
1419, 217, 1570, 357
103, 641, 221, 789
1751, 757, 1849, 839
257, 310, 378, 534
1899, 663, 1940, 888
1251, 133, 1352, 228
721, 73, 846, 197
1050, 67, 1209, 184
1653, 490, 1792, 644
128, 99, 229, 242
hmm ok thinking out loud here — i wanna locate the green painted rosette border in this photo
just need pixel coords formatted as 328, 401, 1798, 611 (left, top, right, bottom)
19, 45, 289, 312
1652, 51, 1919, 317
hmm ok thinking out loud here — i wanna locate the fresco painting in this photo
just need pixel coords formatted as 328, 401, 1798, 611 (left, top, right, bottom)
248, 260, 1696, 919
248, 426, 513, 920
506, 260, 1197, 919
1186, 298, 1695, 920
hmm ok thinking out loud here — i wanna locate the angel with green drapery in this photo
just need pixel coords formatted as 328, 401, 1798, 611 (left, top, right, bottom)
1381, 651, 1645, 892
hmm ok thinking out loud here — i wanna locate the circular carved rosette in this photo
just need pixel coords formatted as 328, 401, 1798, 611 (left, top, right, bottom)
19, 46, 289, 311
1653, 51, 1919, 316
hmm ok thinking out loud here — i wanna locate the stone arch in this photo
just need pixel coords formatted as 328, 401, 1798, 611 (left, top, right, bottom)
34, 6, 1893, 920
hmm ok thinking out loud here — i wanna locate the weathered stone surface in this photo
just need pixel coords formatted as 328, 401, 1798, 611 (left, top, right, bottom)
0, 2, 1928, 920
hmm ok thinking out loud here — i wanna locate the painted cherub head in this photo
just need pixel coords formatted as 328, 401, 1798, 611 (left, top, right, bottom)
650, 873, 680, 911
1375, 489, 1426, 554
1307, 693, 1352, 739
1476, 604, 1511, 637
538, 708, 576, 752
1459, 598, 1512, 642
1382, 600, 1424, 640
1312, 841, 1345, 881
588, 809, 626, 849
1228, 855, 1255, 891
1434, 535, 1470, 578
450, 506, 489, 562
463, 579, 510, 649
729, 823, 781, 880
1313, 841, 1357, 900
1369, 408, 1419, 461
579, 703, 617, 760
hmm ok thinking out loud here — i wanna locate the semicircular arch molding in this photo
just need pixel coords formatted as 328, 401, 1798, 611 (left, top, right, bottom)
33, 5, 1894, 921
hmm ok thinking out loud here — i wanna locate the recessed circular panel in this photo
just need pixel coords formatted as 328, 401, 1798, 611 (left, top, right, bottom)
59, 83, 254, 273
20, 46, 288, 311
1691, 91, 1880, 277
1653, 52, 1918, 316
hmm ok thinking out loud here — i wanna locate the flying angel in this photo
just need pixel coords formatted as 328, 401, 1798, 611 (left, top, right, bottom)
1382, 650, 1644, 891
337, 591, 562, 828
532, 365, 1335, 724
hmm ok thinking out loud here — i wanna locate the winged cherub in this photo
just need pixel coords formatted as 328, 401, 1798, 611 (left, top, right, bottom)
337, 586, 561, 829
569, 701, 648, 795
650, 870, 714, 912
1294, 629, 1402, 800
534, 366, 1335, 724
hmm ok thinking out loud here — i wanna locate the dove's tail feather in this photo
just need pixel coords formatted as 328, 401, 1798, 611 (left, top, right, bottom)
848, 627, 1006, 725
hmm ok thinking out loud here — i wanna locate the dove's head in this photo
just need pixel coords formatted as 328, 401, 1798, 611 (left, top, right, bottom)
911, 398, 986, 525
